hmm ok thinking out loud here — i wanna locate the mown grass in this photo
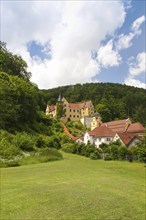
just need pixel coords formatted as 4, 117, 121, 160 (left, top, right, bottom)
0, 152, 145, 220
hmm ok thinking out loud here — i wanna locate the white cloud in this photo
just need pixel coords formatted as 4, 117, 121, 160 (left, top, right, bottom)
124, 52, 146, 89
124, 77, 146, 89
97, 40, 121, 68
96, 14, 145, 70
116, 33, 134, 50
116, 15, 145, 50
1, 1, 126, 89
132, 15, 145, 32
129, 52, 146, 76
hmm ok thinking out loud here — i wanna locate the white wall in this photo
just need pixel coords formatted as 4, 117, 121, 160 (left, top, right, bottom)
84, 132, 94, 145
83, 132, 113, 148
94, 137, 113, 148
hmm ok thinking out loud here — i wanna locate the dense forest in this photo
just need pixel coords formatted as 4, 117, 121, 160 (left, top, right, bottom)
40, 82, 146, 125
0, 41, 146, 167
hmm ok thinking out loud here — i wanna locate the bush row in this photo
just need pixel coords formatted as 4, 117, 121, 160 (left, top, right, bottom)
0, 148, 63, 168
0, 130, 64, 167
61, 140, 146, 163
62, 142, 101, 160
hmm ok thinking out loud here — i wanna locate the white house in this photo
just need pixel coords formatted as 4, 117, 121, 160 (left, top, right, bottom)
83, 126, 115, 148
113, 133, 141, 148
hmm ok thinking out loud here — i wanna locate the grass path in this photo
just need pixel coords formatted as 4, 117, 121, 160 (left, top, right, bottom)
0, 152, 145, 220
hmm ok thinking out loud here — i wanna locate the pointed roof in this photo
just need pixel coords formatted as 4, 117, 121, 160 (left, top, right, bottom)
126, 122, 145, 133
47, 105, 56, 112
117, 133, 141, 146
68, 103, 80, 109
101, 118, 131, 133
58, 94, 62, 102
88, 126, 114, 137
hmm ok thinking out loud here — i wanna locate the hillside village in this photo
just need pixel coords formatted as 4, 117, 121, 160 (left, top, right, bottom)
46, 97, 145, 149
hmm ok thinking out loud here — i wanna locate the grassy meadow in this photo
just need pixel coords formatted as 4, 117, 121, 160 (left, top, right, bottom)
0, 152, 145, 220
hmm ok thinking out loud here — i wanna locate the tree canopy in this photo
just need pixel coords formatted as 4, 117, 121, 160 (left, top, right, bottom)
0, 41, 31, 80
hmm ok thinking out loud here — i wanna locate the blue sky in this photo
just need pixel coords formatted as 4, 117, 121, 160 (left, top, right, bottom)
1, 0, 146, 89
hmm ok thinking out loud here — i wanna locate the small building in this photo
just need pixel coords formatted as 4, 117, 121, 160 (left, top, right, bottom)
46, 97, 94, 123
113, 133, 141, 148
46, 105, 56, 118
83, 126, 115, 148
101, 118, 131, 133
91, 112, 102, 130
101, 118, 145, 135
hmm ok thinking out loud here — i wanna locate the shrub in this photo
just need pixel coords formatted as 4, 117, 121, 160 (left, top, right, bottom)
0, 130, 14, 142
90, 151, 101, 160
0, 139, 22, 160
131, 143, 146, 163
104, 154, 113, 161
62, 143, 75, 153
99, 143, 109, 153
35, 135, 46, 148
110, 145, 119, 160
43, 135, 61, 149
118, 146, 128, 160
13, 132, 35, 151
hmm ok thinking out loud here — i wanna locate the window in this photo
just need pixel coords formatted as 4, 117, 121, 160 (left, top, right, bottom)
107, 138, 110, 141
70, 115, 72, 117
70, 109, 72, 112
73, 109, 75, 112
74, 115, 75, 117
99, 138, 101, 142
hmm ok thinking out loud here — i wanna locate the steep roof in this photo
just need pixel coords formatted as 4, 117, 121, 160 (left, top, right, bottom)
68, 100, 92, 109
88, 126, 114, 137
47, 105, 56, 112
78, 101, 92, 109
101, 119, 131, 133
68, 103, 80, 109
117, 133, 140, 146
127, 122, 145, 133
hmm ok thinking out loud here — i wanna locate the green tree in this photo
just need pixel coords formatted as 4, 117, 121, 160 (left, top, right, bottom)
56, 102, 65, 120
0, 41, 31, 80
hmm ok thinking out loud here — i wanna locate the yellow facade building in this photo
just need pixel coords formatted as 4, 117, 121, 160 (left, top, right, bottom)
46, 97, 95, 123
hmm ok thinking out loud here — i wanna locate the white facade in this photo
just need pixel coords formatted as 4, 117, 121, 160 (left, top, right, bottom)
113, 133, 141, 148
83, 132, 113, 148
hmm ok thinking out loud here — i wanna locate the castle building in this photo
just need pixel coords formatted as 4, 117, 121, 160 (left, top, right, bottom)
46, 97, 95, 123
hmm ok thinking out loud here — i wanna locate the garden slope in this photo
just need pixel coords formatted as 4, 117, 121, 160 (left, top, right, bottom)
1, 152, 145, 220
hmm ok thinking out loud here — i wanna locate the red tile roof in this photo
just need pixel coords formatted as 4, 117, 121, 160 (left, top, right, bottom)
101, 119, 131, 133
88, 126, 115, 137
126, 123, 145, 133
79, 101, 92, 109
117, 133, 140, 146
47, 105, 55, 112
68, 103, 80, 109
68, 101, 92, 109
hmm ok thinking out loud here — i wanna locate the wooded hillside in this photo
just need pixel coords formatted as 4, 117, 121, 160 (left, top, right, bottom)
39, 83, 146, 124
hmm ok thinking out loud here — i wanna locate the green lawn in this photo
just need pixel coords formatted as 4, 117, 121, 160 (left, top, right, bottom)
0, 152, 145, 220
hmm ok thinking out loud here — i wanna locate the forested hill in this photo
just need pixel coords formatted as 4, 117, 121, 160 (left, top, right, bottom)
0, 41, 146, 127
39, 83, 146, 124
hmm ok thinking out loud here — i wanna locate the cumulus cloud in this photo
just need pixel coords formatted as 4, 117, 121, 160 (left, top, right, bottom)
124, 52, 146, 89
129, 52, 146, 76
97, 40, 121, 68
124, 78, 146, 89
1, 1, 126, 89
131, 15, 145, 32
116, 15, 145, 50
